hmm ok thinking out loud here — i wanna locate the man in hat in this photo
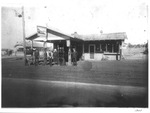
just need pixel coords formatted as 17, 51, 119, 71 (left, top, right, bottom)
72, 48, 77, 66
34, 49, 39, 66
43, 48, 47, 65
53, 49, 58, 65
47, 49, 53, 66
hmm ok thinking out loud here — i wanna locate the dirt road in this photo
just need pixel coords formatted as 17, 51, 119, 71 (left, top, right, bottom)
2, 78, 148, 107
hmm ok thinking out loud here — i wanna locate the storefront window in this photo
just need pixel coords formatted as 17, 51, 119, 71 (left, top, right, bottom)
84, 43, 88, 53
107, 43, 112, 52
95, 44, 100, 53
101, 43, 106, 52
114, 44, 119, 52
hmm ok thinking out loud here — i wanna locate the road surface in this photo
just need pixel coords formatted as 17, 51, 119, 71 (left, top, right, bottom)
2, 78, 148, 107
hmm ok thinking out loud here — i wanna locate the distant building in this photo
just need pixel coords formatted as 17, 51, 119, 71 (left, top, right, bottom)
1, 49, 8, 56
1, 48, 13, 56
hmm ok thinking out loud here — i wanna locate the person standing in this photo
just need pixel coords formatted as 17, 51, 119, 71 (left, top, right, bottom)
72, 48, 77, 66
48, 50, 53, 66
34, 49, 39, 66
43, 48, 47, 65
53, 49, 58, 65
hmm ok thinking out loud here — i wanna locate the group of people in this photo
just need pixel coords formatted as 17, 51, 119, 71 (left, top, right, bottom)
33, 48, 77, 66
33, 48, 57, 66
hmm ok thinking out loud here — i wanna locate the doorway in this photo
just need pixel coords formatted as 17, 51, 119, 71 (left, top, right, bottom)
89, 44, 95, 59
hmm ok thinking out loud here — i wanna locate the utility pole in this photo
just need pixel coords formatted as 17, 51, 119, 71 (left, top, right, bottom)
22, 6, 27, 65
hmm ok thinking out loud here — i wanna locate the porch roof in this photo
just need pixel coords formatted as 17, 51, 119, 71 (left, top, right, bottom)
14, 42, 43, 48
26, 27, 83, 42
76, 32, 127, 41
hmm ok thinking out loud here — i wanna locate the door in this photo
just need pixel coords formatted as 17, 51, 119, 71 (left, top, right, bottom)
89, 45, 95, 59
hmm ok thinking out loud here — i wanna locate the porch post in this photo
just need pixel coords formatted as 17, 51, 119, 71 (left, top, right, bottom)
82, 42, 84, 60
118, 42, 120, 53
100, 44, 101, 51
120, 41, 122, 60
57, 44, 59, 64
43, 28, 48, 49
31, 40, 33, 49
43, 27, 48, 49
112, 44, 114, 53
31, 40, 33, 63
106, 43, 107, 52
67, 40, 71, 65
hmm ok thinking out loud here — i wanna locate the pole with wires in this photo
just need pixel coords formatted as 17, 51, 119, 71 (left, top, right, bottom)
22, 6, 27, 65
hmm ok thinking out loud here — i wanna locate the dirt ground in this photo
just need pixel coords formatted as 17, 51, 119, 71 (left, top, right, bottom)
2, 57, 148, 87
1, 47, 148, 107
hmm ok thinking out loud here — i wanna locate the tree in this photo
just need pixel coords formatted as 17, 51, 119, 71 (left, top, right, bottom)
128, 43, 133, 48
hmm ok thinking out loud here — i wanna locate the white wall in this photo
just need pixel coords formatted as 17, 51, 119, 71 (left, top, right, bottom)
83, 53, 118, 60
83, 53, 103, 60
104, 55, 118, 60
46, 43, 53, 50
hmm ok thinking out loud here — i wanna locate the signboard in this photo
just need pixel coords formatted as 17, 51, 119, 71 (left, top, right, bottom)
37, 26, 47, 37
66, 40, 70, 47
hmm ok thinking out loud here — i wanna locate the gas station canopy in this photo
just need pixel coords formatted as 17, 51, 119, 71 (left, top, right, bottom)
26, 26, 83, 42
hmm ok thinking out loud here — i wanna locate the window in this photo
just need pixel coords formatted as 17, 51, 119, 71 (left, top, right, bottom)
84, 43, 89, 53
114, 43, 119, 52
101, 43, 106, 52
107, 43, 112, 52
95, 44, 100, 53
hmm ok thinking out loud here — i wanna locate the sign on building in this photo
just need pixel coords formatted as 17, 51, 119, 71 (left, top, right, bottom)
37, 26, 47, 37
66, 40, 70, 47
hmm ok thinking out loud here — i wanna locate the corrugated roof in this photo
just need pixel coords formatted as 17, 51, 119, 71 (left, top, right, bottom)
26, 27, 82, 42
26, 26, 127, 42
76, 32, 127, 41
26, 29, 83, 42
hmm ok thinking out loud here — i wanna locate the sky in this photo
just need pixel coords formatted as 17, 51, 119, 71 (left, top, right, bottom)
1, 0, 148, 49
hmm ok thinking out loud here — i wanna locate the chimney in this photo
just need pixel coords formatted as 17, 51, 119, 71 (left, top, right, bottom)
71, 32, 78, 38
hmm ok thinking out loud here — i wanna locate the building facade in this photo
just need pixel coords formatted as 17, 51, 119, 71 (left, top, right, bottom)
77, 33, 127, 60
26, 26, 127, 63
